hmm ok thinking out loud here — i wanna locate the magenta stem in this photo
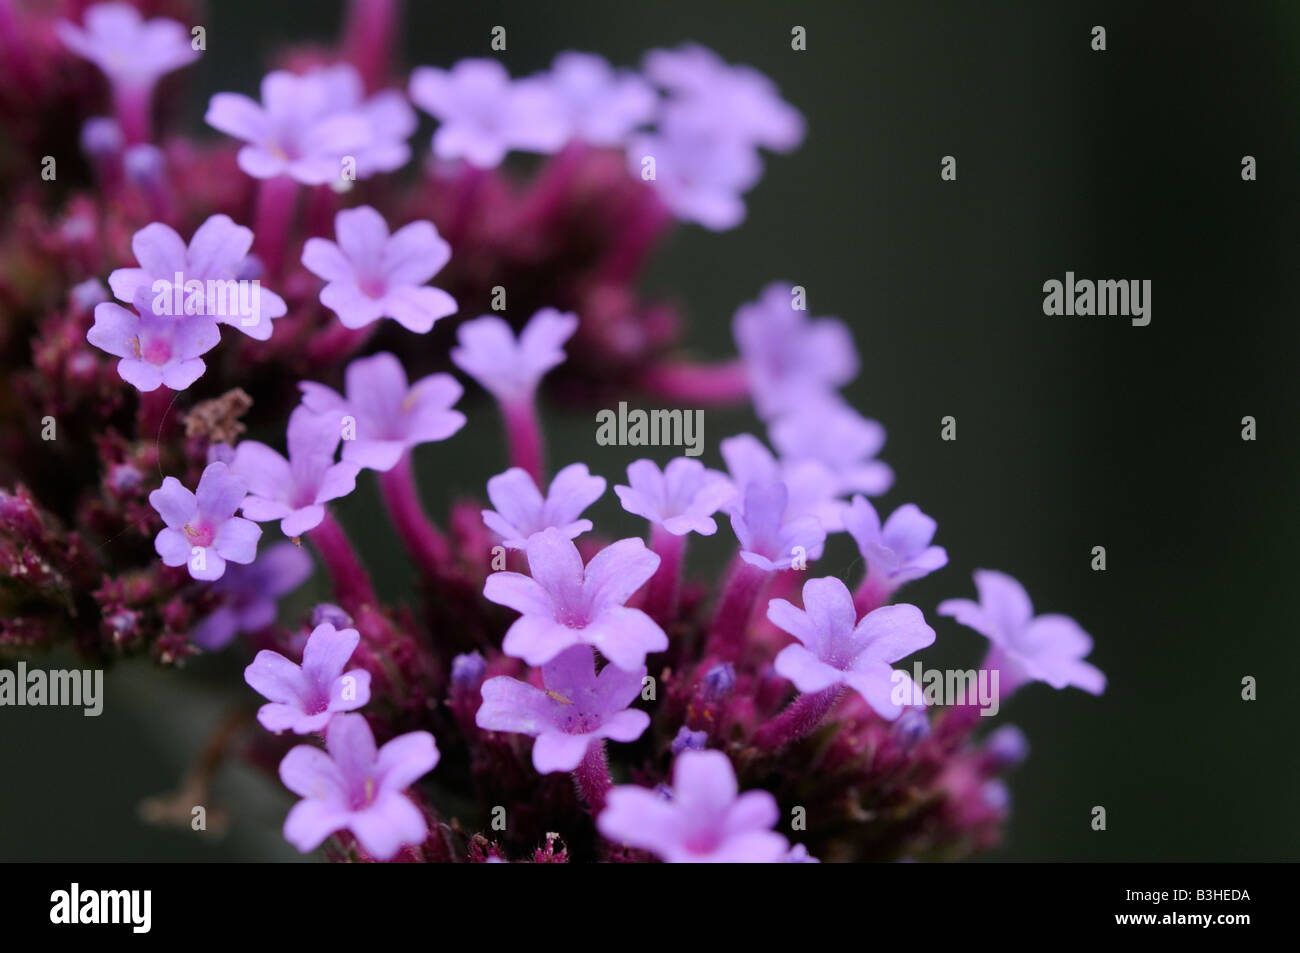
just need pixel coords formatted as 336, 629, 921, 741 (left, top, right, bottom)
341, 0, 398, 92
514, 141, 589, 230
600, 188, 672, 282
573, 740, 612, 813
753, 686, 845, 750
252, 175, 300, 276
645, 526, 686, 625
308, 511, 377, 611
705, 556, 770, 660
852, 569, 895, 617
446, 164, 488, 245
639, 359, 750, 406
112, 82, 152, 145
376, 452, 451, 578
501, 397, 544, 484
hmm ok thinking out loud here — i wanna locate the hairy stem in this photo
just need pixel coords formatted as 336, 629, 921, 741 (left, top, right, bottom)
376, 452, 451, 579
753, 686, 845, 750
573, 740, 612, 814
501, 398, 544, 485
308, 511, 376, 611
705, 556, 769, 660
645, 526, 686, 625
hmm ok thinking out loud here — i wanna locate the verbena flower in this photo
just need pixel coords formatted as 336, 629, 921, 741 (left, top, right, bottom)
844, 495, 948, 595
484, 528, 665, 671
769, 401, 893, 497
546, 51, 656, 147
767, 576, 935, 719
598, 749, 789, 862
232, 405, 362, 537
55, 2, 198, 98
451, 309, 578, 405
279, 714, 438, 860
475, 644, 649, 772
481, 463, 606, 550
87, 288, 220, 392
192, 542, 314, 650
302, 206, 457, 334
299, 352, 466, 472
149, 462, 261, 582
938, 570, 1106, 696
721, 432, 847, 532
728, 480, 827, 572
408, 58, 567, 168
244, 622, 372, 734
614, 457, 735, 537
108, 216, 288, 340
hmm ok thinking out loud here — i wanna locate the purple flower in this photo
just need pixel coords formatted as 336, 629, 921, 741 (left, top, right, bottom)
244, 622, 372, 734
206, 66, 408, 185
597, 749, 788, 863
984, 724, 1030, 770
721, 433, 846, 532
614, 458, 736, 537
733, 282, 859, 419
484, 528, 666, 671
728, 480, 826, 572
843, 495, 948, 595
482, 463, 606, 550
644, 44, 804, 153
769, 401, 893, 497
149, 462, 261, 582
670, 726, 708, 755
232, 406, 362, 538
87, 289, 220, 392
301, 206, 456, 334
784, 843, 821, 863
626, 113, 762, 231
937, 571, 1106, 696
767, 576, 936, 720
192, 542, 314, 650
279, 714, 438, 860
56, 3, 198, 92
299, 352, 466, 472
408, 58, 568, 168
475, 645, 649, 772
107, 216, 288, 340
450, 309, 578, 406
546, 51, 656, 147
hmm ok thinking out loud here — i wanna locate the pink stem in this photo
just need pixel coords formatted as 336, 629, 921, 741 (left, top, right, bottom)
705, 556, 769, 660
645, 526, 686, 625
376, 452, 451, 578
446, 164, 488, 245
305, 322, 376, 366
308, 512, 377, 612
514, 141, 589, 230
253, 175, 300, 276
753, 686, 845, 750
639, 359, 750, 406
573, 740, 612, 813
341, 0, 398, 92
600, 188, 672, 282
501, 398, 544, 484
852, 568, 895, 617
112, 82, 152, 145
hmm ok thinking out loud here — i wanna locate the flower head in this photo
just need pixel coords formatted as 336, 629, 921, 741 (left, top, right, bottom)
733, 282, 858, 419
279, 714, 438, 860
302, 206, 456, 334
937, 570, 1106, 695
408, 58, 568, 168
844, 495, 947, 594
450, 309, 578, 406
767, 576, 936, 719
232, 405, 362, 537
476, 644, 649, 772
728, 480, 826, 572
598, 749, 788, 862
299, 352, 465, 472
87, 289, 220, 392
56, 2, 198, 91
546, 51, 656, 147
244, 622, 372, 734
482, 463, 606, 550
149, 462, 261, 581
614, 457, 735, 536
484, 528, 665, 671
108, 216, 288, 340
192, 542, 314, 649
206, 65, 410, 184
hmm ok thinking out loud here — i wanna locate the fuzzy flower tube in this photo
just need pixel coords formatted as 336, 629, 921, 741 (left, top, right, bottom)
0, 0, 1105, 863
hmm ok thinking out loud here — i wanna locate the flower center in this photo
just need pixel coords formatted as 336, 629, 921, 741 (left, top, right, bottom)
359, 276, 387, 300
183, 522, 215, 547
142, 338, 173, 365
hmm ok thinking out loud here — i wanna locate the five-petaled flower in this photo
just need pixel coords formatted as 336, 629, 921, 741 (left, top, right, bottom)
192, 542, 314, 650
767, 576, 936, 720
484, 528, 666, 671
87, 288, 221, 392
545, 51, 657, 147
937, 570, 1106, 696
451, 309, 579, 407
481, 463, 606, 550
244, 622, 372, 734
598, 749, 789, 862
728, 480, 827, 572
302, 206, 457, 334
148, 462, 261, 581
475, 644, 649, 772
844, 495, 948, 598
279, 714, 438, 860
614, 457, 736, 536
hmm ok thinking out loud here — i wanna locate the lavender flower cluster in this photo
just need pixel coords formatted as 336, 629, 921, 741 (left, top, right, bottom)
0, 0, 1104, 862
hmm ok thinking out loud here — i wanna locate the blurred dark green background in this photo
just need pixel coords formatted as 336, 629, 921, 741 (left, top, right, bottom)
2, 0, 1297, 861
